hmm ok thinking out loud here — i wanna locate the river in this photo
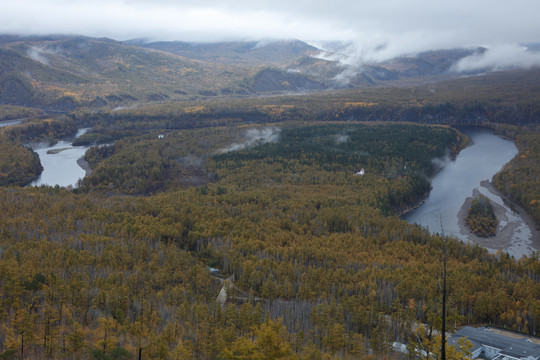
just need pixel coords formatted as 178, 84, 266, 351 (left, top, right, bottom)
0, 119, 23, 128
28, 128, 91, 188
403, 127, 539, 258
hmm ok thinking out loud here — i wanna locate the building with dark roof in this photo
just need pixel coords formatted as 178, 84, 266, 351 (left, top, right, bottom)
448, 326, 540, 360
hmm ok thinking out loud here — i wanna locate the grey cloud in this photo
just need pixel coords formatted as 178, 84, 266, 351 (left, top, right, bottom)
27, 46, 50, 65
1, 0, 540, 70
451, 44, 540, 73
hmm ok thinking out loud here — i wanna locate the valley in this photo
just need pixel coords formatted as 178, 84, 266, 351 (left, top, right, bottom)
0, 34, 539, 360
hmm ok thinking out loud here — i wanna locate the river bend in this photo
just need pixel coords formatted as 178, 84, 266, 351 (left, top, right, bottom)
403, 128, 539, 258
29, 128, 91, 188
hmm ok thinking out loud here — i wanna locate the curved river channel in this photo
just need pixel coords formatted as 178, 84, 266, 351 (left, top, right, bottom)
23, 126, 539, 257
28, 128, 91, 188
403, 127, 539, 258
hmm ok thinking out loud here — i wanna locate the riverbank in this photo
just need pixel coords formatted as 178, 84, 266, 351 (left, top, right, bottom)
402, 127, 539, 257
456, 181, 540, 258
0, 119, 24, 128
77, 157, 93, 176
399, 131, 471, 217
397, 198, 426, 217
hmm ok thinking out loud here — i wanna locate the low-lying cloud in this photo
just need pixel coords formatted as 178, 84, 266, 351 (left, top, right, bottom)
219, 127, 281, 153
26, 46, 50, 65
335, 134, 350, 144
2, 0, 540, 75
451, 44, 540, 73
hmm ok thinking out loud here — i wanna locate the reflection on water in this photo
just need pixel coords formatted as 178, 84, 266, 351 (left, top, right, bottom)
403, 128, 536, 258
29, 128, 90, 188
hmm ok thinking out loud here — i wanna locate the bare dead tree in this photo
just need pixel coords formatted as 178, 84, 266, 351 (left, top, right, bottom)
440, 214, 447, 360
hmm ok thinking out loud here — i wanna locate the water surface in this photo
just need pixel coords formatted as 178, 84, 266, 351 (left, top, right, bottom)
403, 128, 537, 258
0, 119, 23, 128
29, 129, 90, 188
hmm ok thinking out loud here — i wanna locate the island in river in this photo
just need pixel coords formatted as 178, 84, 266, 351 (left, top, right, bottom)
403, 127, 540, 259
457, 180, 540, 258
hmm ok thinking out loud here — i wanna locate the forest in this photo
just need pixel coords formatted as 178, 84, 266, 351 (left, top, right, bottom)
0, 75, 540, 359
0, 115, 539, 360
2, 32, 540, 360
493, 124, 540, 226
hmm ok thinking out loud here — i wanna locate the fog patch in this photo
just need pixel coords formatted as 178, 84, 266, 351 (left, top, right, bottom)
179, 155, 204, 167
335, 134, 350, 144
113, 104, 139, 111
252, 39, 295, 50
311, 33, 540, 84
334, 66, 362, 86
451, 44, 540, 73
26, 46, 50, 65
431, 154, 451, 171
310, 46, 363, 85
219, 127, 281, 153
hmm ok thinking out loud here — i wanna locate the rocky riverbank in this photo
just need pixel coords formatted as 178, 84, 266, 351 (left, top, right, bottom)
456, 180, 540, 258
77, 157, 93, 176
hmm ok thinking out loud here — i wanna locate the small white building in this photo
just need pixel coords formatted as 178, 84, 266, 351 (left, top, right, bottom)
355, 168, 365, 176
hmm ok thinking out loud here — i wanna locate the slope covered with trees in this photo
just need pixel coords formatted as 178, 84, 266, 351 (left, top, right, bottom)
0, 121, 539, 360
0, 140, 42, 186
68, 68, 540, 144
493, 125, 540, 226
1, 34, 540, 118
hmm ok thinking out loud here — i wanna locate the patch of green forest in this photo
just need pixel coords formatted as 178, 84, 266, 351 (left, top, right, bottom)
77, 123, 461, 203
0, 105, 43, 122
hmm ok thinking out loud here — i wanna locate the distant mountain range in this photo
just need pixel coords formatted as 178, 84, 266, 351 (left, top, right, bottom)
0, 34, 536, 111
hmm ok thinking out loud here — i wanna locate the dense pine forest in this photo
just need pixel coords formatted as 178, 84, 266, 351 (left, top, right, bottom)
1, 66, 540, 359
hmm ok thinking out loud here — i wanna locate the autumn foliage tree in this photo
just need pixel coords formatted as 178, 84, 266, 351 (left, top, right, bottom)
0, 121, 538, 359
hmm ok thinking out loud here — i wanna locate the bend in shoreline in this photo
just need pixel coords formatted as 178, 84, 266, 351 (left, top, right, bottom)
456, 181, 540, 258
77, 157, 93, 176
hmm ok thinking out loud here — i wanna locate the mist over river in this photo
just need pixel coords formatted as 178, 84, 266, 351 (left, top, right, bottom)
403, 127, 539, 258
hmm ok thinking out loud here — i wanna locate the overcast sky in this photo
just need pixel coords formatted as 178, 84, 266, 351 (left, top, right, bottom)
2, 0, 540, 69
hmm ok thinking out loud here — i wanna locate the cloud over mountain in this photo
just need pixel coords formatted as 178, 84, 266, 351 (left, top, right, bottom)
1, 0, 540, 71
451, 44, 540, 73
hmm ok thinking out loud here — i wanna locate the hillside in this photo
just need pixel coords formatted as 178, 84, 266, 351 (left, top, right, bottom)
128, 39, 319, 66
0, 36, 331, 110
0, 36, 256, 109
0, 35, 524, 114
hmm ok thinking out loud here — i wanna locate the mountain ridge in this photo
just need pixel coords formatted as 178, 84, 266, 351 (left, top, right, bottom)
0, 34, 538, 112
